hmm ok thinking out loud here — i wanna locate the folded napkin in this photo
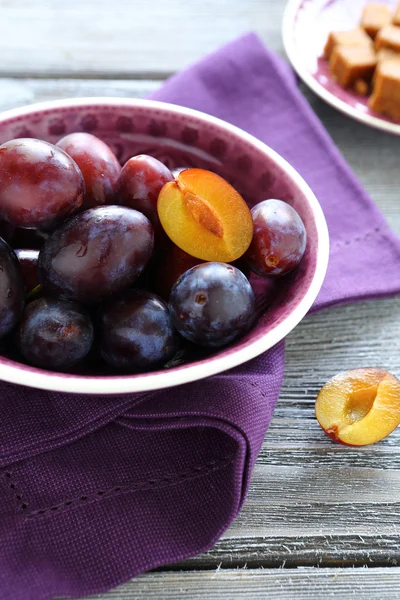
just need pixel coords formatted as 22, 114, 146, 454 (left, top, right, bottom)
1, 33, 400, 600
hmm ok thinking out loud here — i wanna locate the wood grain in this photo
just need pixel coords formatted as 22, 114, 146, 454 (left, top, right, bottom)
176, 535, 400, 569
81, 568, 400, 599
1, 1, 400, 595
0, 0, 286, 78
0, 79, 159, 111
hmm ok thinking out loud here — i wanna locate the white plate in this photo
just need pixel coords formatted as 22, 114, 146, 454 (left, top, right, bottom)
283, 0, 400, 135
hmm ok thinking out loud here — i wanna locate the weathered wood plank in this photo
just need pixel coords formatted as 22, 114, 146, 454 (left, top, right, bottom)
226, 502, 400, 538
175, 535, 400, 569
0, 0, 285, 77
79, 568, 400, 600
0, 79, 159, 111
239, 464, 400, 506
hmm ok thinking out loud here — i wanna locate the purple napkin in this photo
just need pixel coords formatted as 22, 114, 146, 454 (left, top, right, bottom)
1, 33, 400, 600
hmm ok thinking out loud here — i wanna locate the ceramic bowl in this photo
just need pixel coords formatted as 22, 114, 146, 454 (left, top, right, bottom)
0, 98, 329, 394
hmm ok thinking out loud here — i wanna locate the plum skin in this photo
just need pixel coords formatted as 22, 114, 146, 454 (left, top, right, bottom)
15, 297, 94, 370
0, 138, 85, 229
116, 154, 174, 236
169, 262, 255, 348
245, 199, 307, 277
38, 206, 154, 303
0, 237, 25, 338
57, 132, 121, 209
99, 289, 178, 371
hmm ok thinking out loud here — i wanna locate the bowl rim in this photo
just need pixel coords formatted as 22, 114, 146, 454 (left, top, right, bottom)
0, 97, 330, 395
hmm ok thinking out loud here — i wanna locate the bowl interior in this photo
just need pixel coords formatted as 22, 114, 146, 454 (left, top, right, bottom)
0, 99, 326, 394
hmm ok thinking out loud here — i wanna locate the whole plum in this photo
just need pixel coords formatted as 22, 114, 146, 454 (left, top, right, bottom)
0, 138, 84, 229
57, 132, 121, 209
38, 206, 154, 303
245, 199, 306, 277
116, 154, 173, 237
100, 289, 178, 371
16, 297, 93, 370
169, 262, 255, 348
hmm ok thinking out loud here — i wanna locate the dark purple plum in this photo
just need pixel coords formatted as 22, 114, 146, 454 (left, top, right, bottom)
15, 249, 39, 292
116, 155, 173, 237
0, 237, 25, 338
169, 262, 255, 348
57, 132, 121, 209
245, 199, 307, 277
38, 206, 154, 303
100, 289, 178, 371
0, 138, 84, 229
16, 297, 93, 370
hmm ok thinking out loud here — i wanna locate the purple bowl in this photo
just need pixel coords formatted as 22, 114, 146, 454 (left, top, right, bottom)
0, 98, 329, 394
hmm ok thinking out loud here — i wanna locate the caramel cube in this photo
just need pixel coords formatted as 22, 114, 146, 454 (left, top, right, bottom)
369, 59, 400, 119
377, 47, 400, 62
374, 48, 400, 84
324, 28, 372, 60
361, 3, 392, 39
375, 24, 400, 52
329, 46, 377, 87
393, 1, 400, 26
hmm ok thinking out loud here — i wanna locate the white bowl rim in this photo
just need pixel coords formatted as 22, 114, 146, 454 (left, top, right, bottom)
0, 97, 330, 395
282, 0, 400, 136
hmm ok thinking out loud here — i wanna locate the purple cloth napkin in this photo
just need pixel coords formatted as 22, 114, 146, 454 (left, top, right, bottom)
1, 33, 400, 600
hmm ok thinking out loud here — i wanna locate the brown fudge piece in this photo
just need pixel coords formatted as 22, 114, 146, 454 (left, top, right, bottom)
329, 46, 377, 87
393, 1, 400, 26
324, 28, 372, 60
375, 25, 400, 51
374, 48, 400, 84
377, 47, 400, 62
369, 59, 400, 119
361, 3, 392, 39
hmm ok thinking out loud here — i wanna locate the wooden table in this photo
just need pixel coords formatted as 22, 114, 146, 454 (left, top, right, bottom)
1, 1, 400, 598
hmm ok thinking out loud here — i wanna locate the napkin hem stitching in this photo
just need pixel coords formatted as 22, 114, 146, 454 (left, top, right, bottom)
331, 228, 382, 252
13, 453, 235, 520
1, 470, 28, 512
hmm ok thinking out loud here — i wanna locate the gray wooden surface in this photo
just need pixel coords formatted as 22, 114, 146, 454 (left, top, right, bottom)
1, 1, 400, 599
